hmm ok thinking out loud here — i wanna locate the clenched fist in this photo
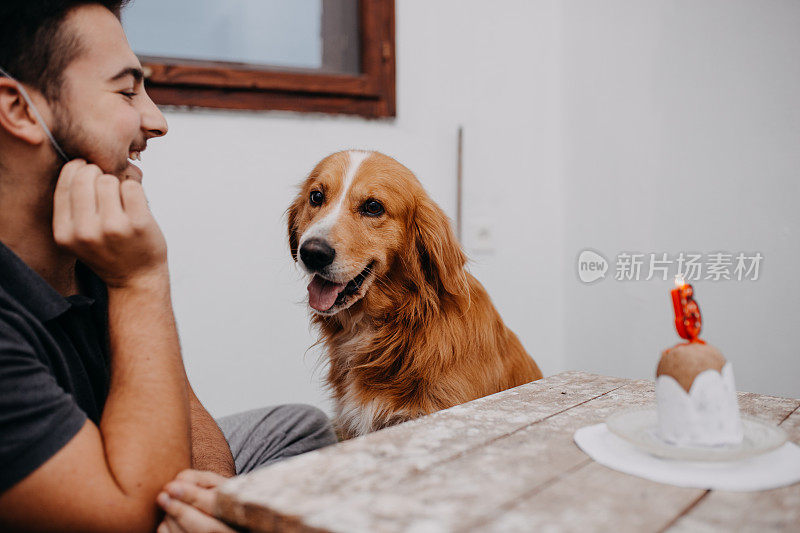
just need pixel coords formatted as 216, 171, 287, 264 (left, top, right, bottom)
53, 159, 168, 289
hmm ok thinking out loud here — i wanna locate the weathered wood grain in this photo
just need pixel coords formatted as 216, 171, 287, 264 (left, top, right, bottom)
473, 380, 703, 532
216, 371, 628, 532
275, 379, 664, 533
781, 405, 800, 442
215, 372, 800, 533
479, 389, 799, 533
666, 402, 800, 533
735, 392, 800, 424
481, 460, 700, 533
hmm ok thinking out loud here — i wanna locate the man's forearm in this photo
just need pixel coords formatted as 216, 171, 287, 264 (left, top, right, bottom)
100, 274, 192, 499
187, 385, 236, 476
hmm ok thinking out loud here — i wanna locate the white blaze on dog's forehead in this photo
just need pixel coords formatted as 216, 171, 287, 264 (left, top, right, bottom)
297, 150, 373, 257
339, 150, 371, 202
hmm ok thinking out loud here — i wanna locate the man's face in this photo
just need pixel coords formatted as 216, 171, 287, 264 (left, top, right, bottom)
51, 4, 168, 182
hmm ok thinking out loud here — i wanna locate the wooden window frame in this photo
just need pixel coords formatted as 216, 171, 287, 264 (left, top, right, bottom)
141, 0, 395, 119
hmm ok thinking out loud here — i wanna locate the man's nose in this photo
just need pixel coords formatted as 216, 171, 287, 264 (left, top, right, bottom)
300, 238, 336, 271
140, 90, 168, 139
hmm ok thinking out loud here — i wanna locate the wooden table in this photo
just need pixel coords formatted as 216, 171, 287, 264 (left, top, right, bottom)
215, 371, 800, 532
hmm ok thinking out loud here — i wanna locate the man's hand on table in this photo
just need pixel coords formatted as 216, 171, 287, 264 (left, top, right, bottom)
157, 470, 237, 533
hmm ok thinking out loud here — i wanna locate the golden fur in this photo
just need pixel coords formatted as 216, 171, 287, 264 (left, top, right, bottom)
288, 150, 542, 439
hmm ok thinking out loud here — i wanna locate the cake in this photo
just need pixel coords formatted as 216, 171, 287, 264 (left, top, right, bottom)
655, 341, 743, 446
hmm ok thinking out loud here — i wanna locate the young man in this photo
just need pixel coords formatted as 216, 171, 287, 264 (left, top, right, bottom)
0, 2, 336, 531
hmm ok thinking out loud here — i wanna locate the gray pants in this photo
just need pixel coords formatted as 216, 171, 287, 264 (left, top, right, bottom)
216, 404, 337, 475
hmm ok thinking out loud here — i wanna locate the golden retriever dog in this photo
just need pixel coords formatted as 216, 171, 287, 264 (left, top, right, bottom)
288, 150, 542, 439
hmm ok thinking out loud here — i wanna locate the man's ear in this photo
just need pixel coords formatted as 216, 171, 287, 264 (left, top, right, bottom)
286, 191, 306, 262
413, 196, 469, 297
0, 79, 48, 146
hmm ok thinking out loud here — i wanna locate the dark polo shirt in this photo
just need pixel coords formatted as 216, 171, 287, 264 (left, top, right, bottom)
0, 241, 110, 493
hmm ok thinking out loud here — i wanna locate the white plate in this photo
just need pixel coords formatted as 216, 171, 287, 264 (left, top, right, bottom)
606, 408, 788, 461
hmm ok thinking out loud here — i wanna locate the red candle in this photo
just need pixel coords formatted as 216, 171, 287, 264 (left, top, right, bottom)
671, 276, 704, 343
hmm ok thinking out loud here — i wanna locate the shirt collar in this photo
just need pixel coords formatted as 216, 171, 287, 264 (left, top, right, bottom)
0, 240, 104, 322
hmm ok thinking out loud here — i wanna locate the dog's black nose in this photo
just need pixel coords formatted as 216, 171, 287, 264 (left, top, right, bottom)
300, 238, 336, 271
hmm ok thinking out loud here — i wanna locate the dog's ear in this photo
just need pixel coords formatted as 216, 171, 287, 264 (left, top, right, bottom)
287, 192, 305, 261
413, 196, 468, 297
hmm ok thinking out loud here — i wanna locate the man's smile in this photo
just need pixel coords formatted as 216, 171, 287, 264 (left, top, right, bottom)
125, 145, 146, 181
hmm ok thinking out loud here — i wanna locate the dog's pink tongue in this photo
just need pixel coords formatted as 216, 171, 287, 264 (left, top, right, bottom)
307, 275, 346, 312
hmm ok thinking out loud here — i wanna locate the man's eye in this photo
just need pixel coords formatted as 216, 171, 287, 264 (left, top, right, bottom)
120, 91, 136, 99
362, 199, 384, 217
310, 190, 324, 206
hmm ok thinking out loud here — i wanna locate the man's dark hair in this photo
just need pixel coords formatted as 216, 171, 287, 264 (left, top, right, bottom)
0, 1, 130, 101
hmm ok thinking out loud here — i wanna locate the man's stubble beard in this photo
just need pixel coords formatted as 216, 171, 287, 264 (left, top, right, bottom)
49, 103, 129, 185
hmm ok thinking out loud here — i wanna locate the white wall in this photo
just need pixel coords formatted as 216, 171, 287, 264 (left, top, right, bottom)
139, 0, 799, 418
561, 0, 800, 399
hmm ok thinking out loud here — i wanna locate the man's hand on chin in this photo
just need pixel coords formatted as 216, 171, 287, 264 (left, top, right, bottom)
53, 158, 169, 290
157, 470, 238, 533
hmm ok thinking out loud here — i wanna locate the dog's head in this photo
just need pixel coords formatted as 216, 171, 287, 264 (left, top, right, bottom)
288, 150, 468, 317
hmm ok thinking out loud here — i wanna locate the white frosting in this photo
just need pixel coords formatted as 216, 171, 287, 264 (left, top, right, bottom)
656, 361, 744, 446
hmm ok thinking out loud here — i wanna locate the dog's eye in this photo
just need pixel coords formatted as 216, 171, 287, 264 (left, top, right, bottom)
362, 199, 384, 217
309, 190, 324, 206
